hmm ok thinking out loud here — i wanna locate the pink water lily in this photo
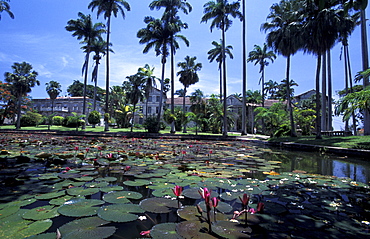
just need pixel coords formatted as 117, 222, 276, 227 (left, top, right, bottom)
239, 193, 250, 207
199, 187, 211, 201
257, 202, 265, 213
211, 197, 219, 208
173, 185, 183, 197
140, 230, 150, 236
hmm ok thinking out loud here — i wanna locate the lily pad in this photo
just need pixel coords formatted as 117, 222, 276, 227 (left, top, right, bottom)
0, 205, 20, 219
103, 191, 142, 203
212, 220, 252, 239
176, 221, 216, 239
58, 198, 104, 217
140, 198, 179, 213
22, 205, 59, 220
97, 204, 144, 222
35, 190, 65, 200
49, 195, 73, 206
198, 201, 233, 214
67, 187, 99, 196
99, 186, 124, 193
58, 216, 116, 239
150, 223, 181, 239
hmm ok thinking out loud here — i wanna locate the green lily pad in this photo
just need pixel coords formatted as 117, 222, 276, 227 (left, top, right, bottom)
73, 176, 95, 182
58, 216, 116, 239
35, 190, 65, 200
85, 181, 109, 188
58, 199, 104, 217
67, 187, 99, 196
152, 188, 174, 197
150, 223, 181, 239
140, 198, 179, 213
49, 195, 73, 206
97, 204, 144, 222
22, 205, 59, 220
100, 186, 124, 193
0, 205, 20, 219
123, 179, 150, 186
95, 177, 117, 182
198, 201, 233, 214
25, 232, 57, 239
103, 191, 142, 203
212, 220, 252, 239
176, 221, 216, 239
12, 219, 53, 239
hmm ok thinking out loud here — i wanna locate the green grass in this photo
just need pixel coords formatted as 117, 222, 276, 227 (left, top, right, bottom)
269, 135, 370, 150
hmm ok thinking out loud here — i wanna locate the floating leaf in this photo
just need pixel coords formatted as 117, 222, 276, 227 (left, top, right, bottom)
103, 191, 142, 204
67, 187, 99, 196
0, 205, 20, 219
176, 221, 216, 239
49, 195, 73, 206
150, 223, 181, 239
140, 198, 178, 213
97, 204, 144, 222
212, 220, 252, 239
35, 190, 65, 200
58, 216, 115, 239
123, 179, 150, 187
22, 205, 59, 220
95, 177, 117, 182
99, 186, 124, 193
58, 199, 104, 217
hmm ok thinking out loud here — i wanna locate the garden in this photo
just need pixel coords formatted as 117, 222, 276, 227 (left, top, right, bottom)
0, 133, 369, 239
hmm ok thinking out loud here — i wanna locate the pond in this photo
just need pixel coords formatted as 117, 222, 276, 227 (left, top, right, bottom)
0, 133, 369, 239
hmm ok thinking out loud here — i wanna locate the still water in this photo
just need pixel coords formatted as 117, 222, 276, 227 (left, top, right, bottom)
261, 146, 370, 183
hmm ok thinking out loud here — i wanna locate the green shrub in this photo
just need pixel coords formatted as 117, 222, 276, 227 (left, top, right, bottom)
53, 116, 64, 126
62, 116, 80, 128
143, 115, 163, 133
88, 111, 101, 125
20, 111, 43, 127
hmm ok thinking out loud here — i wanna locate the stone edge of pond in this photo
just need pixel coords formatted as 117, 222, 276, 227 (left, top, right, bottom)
267, 141, 370, 159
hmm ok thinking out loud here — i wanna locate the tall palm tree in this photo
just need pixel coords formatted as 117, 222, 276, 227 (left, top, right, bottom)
137, 64, 159, 119
201, 0, 242, 137
177, 55, 202, 133
137, 16, 188, 131
264, 80, 279, 99
207, 40, 234, 101
126, 74, 145, 132
4, 62, 39, 130
149, 0, 192, 134
66, 12, 105, 129
0, 0, 14, 20
247, 43, 276, 108
241, 0, 247, 135
45, 81, 62, 130
302, 0, 341, 139
89, 38, 113, 112
88, 0, 130, 131
262, 0, 303, 137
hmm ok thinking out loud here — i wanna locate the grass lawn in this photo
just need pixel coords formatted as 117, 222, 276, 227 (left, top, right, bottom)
0, 124, 243, 137
269, 135, 370, 150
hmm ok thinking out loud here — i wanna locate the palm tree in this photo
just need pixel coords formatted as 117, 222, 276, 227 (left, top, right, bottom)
264, 80, 279, 99
4, 62, 39, 130
137, 64, 159, 119
126, 74, 145, 132
137, 16, 188, 131
89, 38, 113, 112
45, 81, 62, 130
302, 0, 341, 139
201, 0, 242, 137
262, 0, 304, 137
247, 44, 276, 108
88, 0, 131, 131
207, 40, 234, 101
177, 55, 202, 133
149, 0, 192, 134
0, 0, 14, 20
66, 12, 105, 129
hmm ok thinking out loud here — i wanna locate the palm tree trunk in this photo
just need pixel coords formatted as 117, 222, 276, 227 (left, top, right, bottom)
182, 87, 187, 133
346, 46, 357, 135
316, 54, 322, 139
104, 16, 111, 132
344, 45, 350, 132
327, 49, 333, 131
157, 52, 166, 132
219, 63, 222, 101
170, 40, 175, 134
360, 9, 370, 135
321, 52, 327, 131
16, 95, 22, 130
131, 103, 136, 132
241, 0, 247, 135
286, 55, 296, 137
222, 26, 228, 137
82, 51, 90, 130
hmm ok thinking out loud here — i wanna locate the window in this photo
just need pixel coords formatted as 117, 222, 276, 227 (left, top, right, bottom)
148, 96, 152, 102
148, 107, 152, 114
156, 107, 159, 113
156, 96, 160, 102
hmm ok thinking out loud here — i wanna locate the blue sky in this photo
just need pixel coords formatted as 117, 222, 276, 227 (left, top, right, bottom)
1, 0, 369, 129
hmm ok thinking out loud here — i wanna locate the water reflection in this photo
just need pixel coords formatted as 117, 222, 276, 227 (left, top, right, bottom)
262, 147, 370, 183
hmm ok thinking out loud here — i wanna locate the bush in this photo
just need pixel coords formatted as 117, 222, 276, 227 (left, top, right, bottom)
88, 111, 101, 125
52, 116, 64, 126
143, 115, 165, 133
20, 111, 43, 127
62, 115, 83, 128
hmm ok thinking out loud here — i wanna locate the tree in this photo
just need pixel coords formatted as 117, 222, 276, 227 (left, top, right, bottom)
126, 74, 145, 132
66, 12, 105, 129
137, 64, 159, 119
45, 80, 62, 130
0, 81, 15, 125
175, 89, 185, 97
88, 0, 131, 131
137, 16, 188, 131
247, 43, 276, 108
201, 0, 242, 137
262, 0, 304, 137
264, 80, 279, 99
207, 40, 233, 100
4, 62, 39, 129
67, 80, 105, 101
177, 55, 202, 132
149, 0, 191, 134
89, 38, 113, 111
0, 0, 14, 20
